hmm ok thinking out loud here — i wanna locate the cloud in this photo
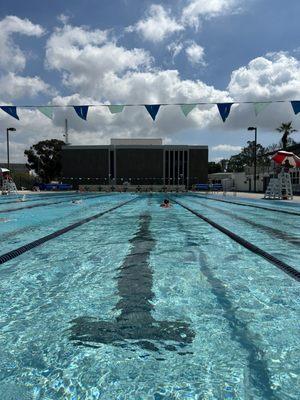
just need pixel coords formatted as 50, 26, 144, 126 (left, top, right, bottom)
228, 52, 300, 101
182, 0, 243, 29
0, 108, 63, 163
0, 15, 44, 72
221, 52, 300, 133
185, 42, 206, 65
3, 15, 300, 164
126, 5, 184, 42
167, 41, 184, 60
0, 72, 54, 100
212, 144, 242, 152
46, 24, 152, 96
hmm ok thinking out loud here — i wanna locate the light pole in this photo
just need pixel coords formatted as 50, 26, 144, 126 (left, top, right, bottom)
248, 126, 257, 192
6, 127, 16, 171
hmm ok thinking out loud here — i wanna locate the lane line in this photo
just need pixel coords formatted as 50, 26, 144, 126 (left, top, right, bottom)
172, 198, 300, 282
188, 193, 300, 216
0, 197, 138, 266
190, 197, 300, 246
0, 193, 115, 214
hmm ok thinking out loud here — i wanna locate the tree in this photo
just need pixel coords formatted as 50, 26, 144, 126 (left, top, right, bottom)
276, 122, 297, 150
226, 141, 269, 172
24, 139, 65, 182
208, 161, 222, 174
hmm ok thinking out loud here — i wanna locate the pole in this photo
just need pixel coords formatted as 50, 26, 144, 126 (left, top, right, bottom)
64, 119, 69, 145
6, 128, 10, 170
254, 127, 257, 193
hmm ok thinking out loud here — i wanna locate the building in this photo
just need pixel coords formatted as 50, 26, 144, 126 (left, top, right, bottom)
62, 138, 208, 188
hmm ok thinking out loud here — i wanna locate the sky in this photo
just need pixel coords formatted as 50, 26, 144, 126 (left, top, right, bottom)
0, 0, 300, 163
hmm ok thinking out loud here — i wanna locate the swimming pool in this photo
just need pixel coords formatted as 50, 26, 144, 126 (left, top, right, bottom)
0, 193, 299, 399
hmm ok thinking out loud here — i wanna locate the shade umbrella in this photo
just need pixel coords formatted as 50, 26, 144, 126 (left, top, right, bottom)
0, 168, 10, 173
272, 151, 300, 168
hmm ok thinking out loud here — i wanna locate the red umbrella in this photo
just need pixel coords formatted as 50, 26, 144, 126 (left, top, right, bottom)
272, 151, 300, 167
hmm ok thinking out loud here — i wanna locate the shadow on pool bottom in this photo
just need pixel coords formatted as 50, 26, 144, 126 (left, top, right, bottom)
68, 212, 195, 354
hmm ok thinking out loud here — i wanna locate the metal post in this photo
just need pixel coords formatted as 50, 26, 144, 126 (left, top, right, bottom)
6, 128, 9, 170
248, 126, 258, 193
254, 127, 257, 193
64, 119, 69, 145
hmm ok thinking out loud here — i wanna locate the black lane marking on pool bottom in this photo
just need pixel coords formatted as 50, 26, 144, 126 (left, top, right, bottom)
0, 193, 110, 213
172, 199, 300, 282
69, 212, 195, 352
191, 198, 300, 246
0, 198, 137, 265
172, 212, 280, 400
188, 193, 300, 217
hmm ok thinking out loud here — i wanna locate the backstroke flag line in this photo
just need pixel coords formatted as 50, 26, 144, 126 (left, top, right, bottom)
0, 100, 300, 122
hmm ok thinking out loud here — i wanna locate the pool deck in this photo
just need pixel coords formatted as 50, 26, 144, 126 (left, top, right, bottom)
206, 191, 300, 203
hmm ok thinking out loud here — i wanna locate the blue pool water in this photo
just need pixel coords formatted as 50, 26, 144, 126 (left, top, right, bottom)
0, 193, 299, 399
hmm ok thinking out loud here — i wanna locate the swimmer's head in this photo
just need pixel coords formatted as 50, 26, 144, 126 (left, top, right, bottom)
163, 199, 169, 204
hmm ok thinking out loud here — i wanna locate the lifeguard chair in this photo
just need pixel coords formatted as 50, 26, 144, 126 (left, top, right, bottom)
0, 168, 18, 195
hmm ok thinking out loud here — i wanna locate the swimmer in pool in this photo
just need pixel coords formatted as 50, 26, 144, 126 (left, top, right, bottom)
71, 199, 82, 204
160, 199, 171, 208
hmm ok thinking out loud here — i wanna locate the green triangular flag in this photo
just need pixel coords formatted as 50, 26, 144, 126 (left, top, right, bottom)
253, 102, 271, 116
180, 104, 196, 117
108, 105, 125, 114
37, 106, 53, 119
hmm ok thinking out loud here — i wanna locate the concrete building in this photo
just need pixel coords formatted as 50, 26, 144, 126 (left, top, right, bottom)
62, 138, 208, 189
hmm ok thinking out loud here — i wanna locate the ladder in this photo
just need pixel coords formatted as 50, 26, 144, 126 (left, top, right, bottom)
1, 178, 18, 195
264, 172, 293, 200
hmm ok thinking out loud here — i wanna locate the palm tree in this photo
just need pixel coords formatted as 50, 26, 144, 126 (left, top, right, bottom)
276, 122, 297, 150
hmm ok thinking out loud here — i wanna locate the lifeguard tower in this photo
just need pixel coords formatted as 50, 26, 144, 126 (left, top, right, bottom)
264, 151, 300, 200
0, 168, 18, 195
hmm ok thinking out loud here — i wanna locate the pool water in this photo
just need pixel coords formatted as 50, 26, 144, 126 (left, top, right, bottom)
0, 193, 299, 399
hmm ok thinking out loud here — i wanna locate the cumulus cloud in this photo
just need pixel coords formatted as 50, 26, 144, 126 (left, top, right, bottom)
212, 144, 242, 152
228, 52, 300, 101
0, 108, 63, 163
185, 42, 206, 65
3, 15, 300, 163
182, 0, 243, 29
0, 15, 44, 72
0, 16, 53, 103
126, 4, 184, 42
0, 73, 54, 99
221, 52, 300, 133
45, 24, 152, 96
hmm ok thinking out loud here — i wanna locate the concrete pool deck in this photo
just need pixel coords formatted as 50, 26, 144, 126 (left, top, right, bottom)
204, 191, 300, 203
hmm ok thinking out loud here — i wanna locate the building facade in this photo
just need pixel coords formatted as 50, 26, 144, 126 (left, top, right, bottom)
62, 139, 208, 188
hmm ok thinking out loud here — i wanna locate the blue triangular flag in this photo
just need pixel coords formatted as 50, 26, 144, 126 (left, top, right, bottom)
73, 105, 89, 120
145, 104, 160, 121
217, 103, 233, 122
1, 106, 19, 120
291, 101, 300, 115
